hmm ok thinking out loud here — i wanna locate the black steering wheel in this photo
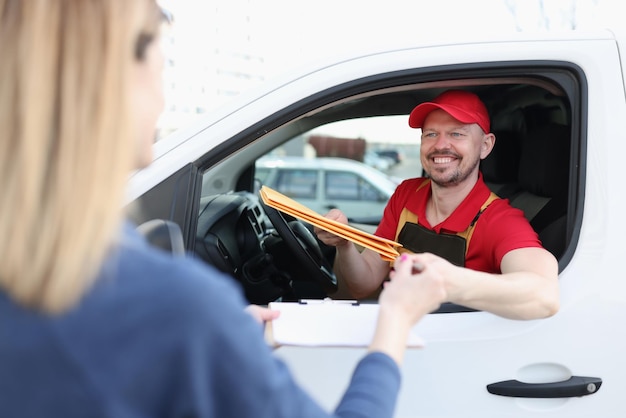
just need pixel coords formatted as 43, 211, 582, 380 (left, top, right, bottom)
260, 200, 338, 294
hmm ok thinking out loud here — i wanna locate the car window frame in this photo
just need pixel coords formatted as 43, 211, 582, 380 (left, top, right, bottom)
189, 61, 587, 314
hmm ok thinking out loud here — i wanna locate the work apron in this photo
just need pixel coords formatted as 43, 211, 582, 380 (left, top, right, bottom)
393, 182, 499, 266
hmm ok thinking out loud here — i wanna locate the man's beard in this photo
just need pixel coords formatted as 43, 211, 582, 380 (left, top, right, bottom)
427, 156, 480, 188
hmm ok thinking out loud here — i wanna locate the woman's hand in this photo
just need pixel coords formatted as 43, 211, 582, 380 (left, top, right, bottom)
369, 252, 447, 365
245, 305, 281, 324
381, 252, 448, 324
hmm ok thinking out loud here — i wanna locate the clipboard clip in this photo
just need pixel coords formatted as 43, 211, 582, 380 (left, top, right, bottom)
299, 297, 360, 306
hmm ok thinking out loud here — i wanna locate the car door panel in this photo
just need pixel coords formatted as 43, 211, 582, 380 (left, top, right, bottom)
125, 35, 626, 417
275, 287, 625, 416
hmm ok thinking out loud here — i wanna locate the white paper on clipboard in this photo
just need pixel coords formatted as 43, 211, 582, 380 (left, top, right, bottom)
267, 300, 424, 348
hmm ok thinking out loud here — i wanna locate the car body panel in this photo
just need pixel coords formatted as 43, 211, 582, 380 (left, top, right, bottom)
127, 30, 626, 416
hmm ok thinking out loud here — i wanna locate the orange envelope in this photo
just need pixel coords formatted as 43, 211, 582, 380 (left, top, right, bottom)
259, 186, 401, 261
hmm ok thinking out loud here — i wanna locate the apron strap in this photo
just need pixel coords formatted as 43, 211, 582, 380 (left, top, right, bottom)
393, 179, 430, 239
457, 192, 499, 246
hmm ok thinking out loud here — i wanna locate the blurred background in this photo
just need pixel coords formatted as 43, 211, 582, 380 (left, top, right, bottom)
156, 0, 618, 138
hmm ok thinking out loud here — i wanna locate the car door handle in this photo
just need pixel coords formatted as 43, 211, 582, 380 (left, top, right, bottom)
487, 376, 602, 398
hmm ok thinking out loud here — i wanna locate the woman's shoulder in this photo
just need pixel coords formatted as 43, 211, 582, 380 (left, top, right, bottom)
91, 225, 248, 326
55, 229, 269, 408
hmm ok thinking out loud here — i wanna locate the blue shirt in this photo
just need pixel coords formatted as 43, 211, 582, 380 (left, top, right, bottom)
0, 223, 401, 418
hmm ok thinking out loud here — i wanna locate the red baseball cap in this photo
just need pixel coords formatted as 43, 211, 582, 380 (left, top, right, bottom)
408, 90, 490, 133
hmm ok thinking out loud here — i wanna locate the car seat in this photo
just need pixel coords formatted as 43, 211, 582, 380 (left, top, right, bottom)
509, 123, 570, 259
481, 129, 523, 199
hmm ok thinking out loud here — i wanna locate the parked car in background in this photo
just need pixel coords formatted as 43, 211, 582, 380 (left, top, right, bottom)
255, 156, 398, 224
375, 149, 403, 165
363, 150, 393, 172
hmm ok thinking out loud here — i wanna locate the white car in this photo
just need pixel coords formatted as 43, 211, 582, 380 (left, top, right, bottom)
255, 156, 398, 223
127, 29, 626, 417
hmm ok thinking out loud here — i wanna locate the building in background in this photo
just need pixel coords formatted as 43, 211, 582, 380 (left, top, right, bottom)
158, 0, 266, 139
157, 0, 617, 140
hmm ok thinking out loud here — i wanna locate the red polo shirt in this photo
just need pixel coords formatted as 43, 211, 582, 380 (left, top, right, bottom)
375, 175, 541, 273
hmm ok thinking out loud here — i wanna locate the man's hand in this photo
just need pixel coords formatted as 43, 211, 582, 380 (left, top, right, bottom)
314, 209, 350, 247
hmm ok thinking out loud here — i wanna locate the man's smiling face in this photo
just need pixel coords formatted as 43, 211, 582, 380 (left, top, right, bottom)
420, 109, 491, 188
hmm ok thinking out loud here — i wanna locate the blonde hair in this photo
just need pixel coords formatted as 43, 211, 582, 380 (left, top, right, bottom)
0, 0, 163, 313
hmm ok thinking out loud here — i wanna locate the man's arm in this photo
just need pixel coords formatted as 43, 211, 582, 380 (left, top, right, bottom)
333, 245, 391, 299
422, 247, 559, 319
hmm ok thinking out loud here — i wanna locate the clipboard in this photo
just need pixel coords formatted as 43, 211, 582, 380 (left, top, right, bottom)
259, 186, 402, 261
266, 300, 424, 348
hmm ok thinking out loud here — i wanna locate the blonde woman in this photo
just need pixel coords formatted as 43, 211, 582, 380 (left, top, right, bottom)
0, 1, 446, 417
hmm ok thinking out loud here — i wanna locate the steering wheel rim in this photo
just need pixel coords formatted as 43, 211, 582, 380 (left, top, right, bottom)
260, 200, 338, 294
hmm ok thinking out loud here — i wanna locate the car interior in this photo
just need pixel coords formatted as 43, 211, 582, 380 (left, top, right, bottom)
133, 66, 582, 310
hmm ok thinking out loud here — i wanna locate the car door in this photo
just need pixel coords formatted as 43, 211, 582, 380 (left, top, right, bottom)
267, 38, 625, 417
127, 33, 626, 417
272, 167, 323, 213
322, 169, 389, 220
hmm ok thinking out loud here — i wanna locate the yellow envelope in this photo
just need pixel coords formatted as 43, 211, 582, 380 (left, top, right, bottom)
259, 186, 401, 261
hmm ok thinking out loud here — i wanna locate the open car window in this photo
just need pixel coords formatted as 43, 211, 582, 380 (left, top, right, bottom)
193, 64, 581, 306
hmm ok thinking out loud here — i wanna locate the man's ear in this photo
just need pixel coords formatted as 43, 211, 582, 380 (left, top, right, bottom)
480, 133, 496, 159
